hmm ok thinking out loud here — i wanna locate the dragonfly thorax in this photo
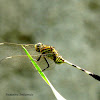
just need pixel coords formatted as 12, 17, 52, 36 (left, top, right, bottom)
35, 43, 65, 64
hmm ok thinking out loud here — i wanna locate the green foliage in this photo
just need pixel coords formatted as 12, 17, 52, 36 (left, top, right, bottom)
21, 45, 66, 100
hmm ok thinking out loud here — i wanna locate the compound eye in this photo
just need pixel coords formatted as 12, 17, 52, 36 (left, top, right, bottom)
35, 43, 43, 52
37, 43, 41, 47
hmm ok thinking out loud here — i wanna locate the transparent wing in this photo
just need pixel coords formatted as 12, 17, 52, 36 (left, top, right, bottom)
0, 42, 55, 73
0, 55, 55, 72
0, 42, 38, 59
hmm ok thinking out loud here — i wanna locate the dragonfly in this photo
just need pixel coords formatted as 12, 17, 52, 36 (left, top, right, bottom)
0, 42, 100, 81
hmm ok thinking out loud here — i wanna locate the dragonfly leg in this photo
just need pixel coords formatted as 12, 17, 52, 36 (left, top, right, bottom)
37, 55, 42, 61
36, 54, 50, 71
42, 57, 50, 71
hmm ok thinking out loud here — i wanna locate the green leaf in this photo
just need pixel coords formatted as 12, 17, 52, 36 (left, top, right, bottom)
21, 45, 66, 100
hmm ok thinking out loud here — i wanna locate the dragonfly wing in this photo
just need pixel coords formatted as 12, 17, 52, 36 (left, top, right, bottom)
0, 55, 55, 74
0, 42, 40, 60
0, 43, 55, 73
0, 56, 35, 73
0, 42, 40, 74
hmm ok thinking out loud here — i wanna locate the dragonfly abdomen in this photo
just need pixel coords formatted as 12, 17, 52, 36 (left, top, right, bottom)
54, 56, 65, 64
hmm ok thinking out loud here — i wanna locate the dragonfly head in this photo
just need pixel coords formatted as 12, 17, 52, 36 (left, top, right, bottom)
35, 42, 43, 52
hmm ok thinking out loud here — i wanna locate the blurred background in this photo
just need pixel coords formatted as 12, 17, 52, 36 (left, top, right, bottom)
0, 0, 100, 100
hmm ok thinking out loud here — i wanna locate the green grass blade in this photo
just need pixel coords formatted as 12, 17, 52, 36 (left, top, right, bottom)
21, 45, 66, 100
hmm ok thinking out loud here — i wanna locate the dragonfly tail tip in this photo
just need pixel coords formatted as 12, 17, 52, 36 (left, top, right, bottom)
89, 73, 100, 81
